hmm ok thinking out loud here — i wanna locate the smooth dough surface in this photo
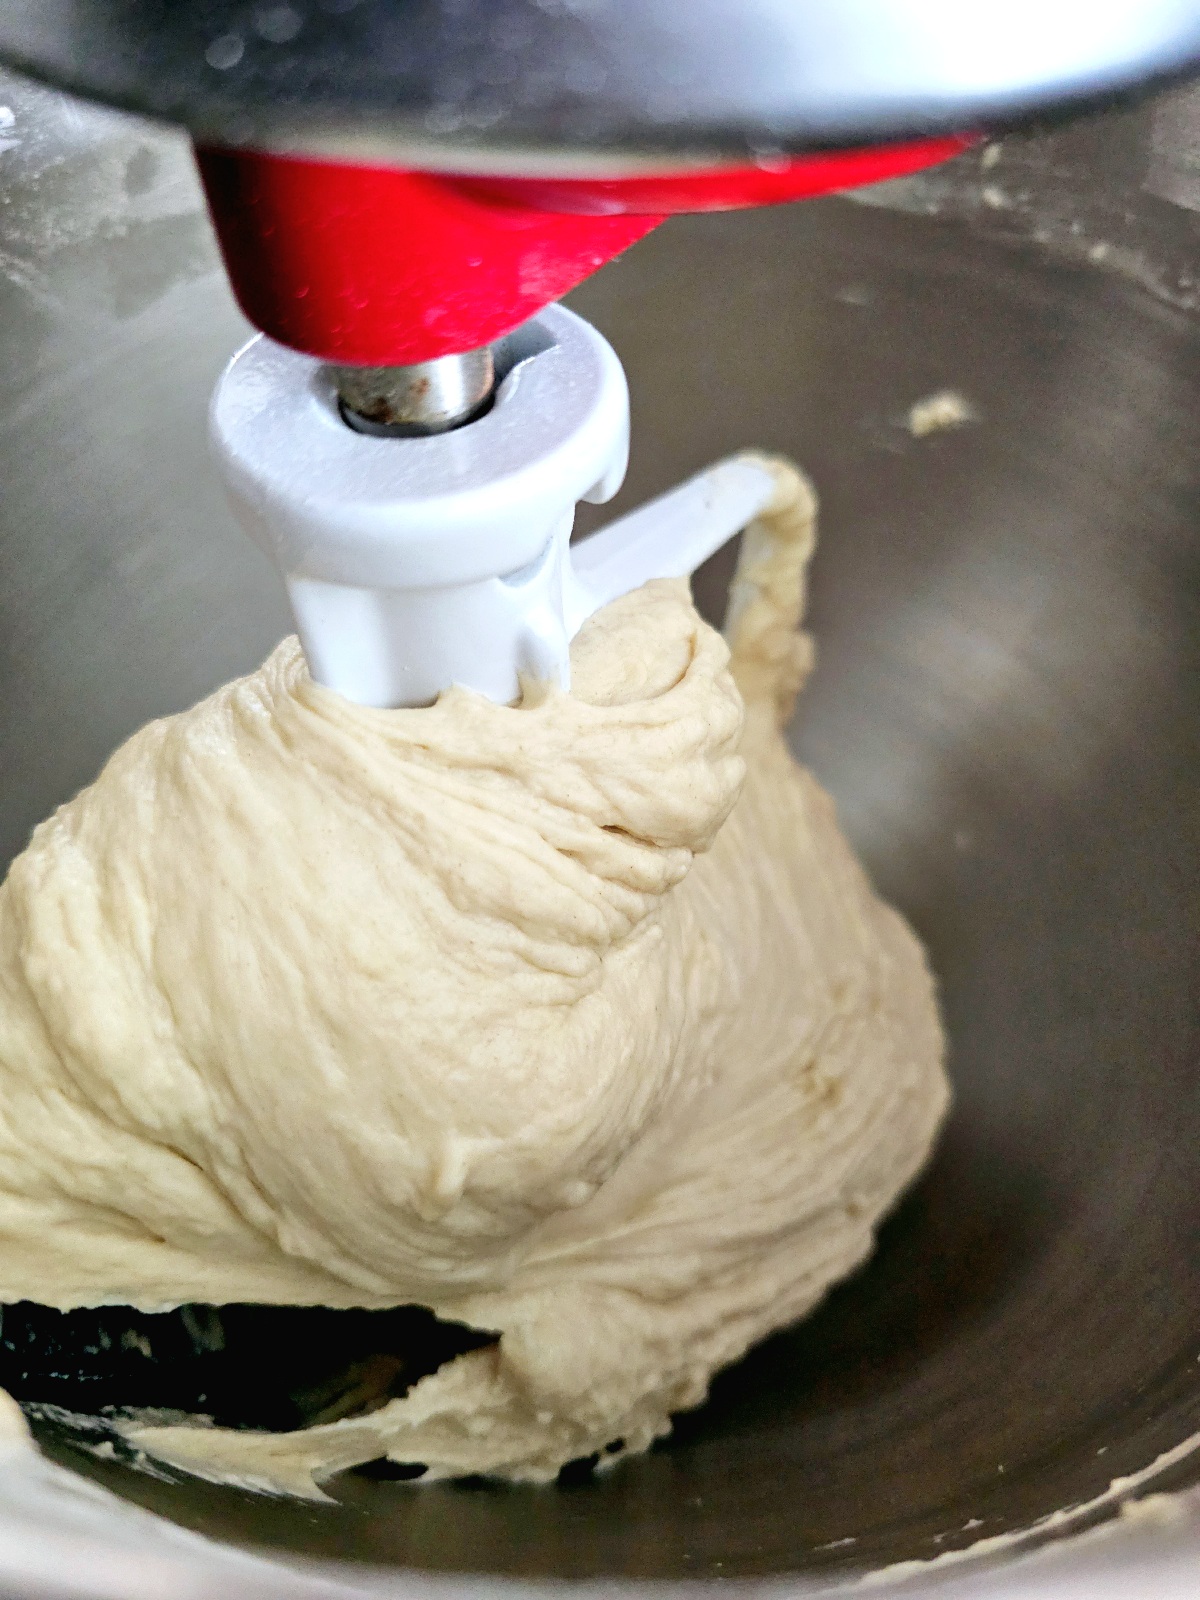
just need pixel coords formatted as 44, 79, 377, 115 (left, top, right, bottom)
0, 458, 947, 1495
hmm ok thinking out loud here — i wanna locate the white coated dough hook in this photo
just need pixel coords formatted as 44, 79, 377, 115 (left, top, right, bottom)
211, 304, 777, 708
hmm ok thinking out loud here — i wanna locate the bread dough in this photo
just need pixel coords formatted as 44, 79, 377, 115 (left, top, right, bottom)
0, 458, 947, 1495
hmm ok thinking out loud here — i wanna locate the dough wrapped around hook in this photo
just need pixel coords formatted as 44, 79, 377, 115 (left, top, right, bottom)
0, 457, 947, 1495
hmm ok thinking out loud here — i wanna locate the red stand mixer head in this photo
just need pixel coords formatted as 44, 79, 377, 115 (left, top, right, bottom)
196, 138, 971, 367
1, 0, 1193, 370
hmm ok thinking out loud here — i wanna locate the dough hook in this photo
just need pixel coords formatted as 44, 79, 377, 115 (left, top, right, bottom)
211, 304, 777, 708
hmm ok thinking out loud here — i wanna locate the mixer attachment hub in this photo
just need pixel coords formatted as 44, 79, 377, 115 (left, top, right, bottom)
212, 303, 778, 710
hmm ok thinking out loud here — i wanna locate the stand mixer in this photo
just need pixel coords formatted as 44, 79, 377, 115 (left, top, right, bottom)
0, 0, 1195, 707
0, 9, 1200, 1600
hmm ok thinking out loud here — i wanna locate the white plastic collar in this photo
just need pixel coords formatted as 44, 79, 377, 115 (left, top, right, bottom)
211, 305, 776, 708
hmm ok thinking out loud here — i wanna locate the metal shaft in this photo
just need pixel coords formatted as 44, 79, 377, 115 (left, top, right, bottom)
335, 347, 495, 437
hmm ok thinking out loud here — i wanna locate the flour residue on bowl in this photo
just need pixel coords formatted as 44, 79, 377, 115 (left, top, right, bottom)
906, 389, 979, 438
857, 1427, 1200, 1589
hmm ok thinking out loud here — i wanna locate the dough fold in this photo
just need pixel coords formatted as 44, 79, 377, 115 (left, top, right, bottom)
0, 456, 948, 1494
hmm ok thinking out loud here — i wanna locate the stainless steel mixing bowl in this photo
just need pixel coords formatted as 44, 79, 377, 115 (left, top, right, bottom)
0, 69, 1198, 1599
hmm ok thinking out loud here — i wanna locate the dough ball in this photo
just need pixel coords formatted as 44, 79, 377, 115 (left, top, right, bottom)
0, 457, 948, 1493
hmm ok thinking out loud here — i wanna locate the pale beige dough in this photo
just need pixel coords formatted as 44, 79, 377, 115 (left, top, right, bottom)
0, 458, 947, 1496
